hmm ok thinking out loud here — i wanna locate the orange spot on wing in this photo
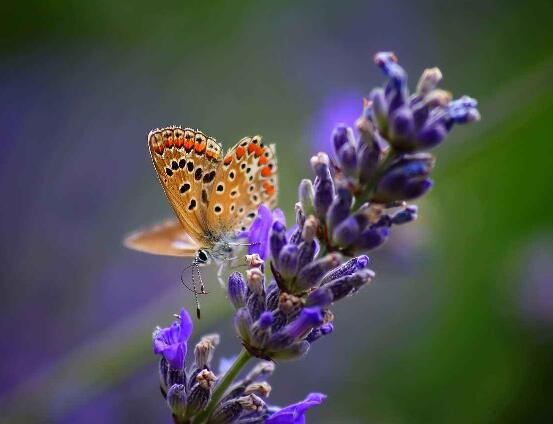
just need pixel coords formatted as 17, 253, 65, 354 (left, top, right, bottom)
224, 156, 232, 165
254, 146, 264, 157
175, 138, 184, 148
248, 143, 256, 154
236, 146, 246, 159
258, 156, 269, 165
261, 166, 272, 177
185, 140, 194, 151
206, 150, 219, 160
195, 142, 206, 153
154, 145, 164, 155
263, 181, 275, 195
164, 138, 174, 148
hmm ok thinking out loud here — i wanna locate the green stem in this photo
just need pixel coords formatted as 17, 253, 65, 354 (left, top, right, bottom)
193, 349, 252, 423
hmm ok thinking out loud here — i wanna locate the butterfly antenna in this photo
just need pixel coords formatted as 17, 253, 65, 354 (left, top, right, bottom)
229, 241, 261, 247
180, 262, 204, 297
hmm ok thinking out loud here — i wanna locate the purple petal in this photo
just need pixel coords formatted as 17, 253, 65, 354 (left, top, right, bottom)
163, 344, 185, 370
177, 308, 193, 342
267, 392, 327, 424
152, 308, 193, 370
247, 204, 274, 259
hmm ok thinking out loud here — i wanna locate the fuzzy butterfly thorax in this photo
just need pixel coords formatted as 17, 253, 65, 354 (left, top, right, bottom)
124, 126, 278, 262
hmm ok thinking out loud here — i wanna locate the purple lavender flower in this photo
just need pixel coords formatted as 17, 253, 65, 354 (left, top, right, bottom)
266, 393, 326, 424
153, 308, 193, 370
245, 205, 285, 260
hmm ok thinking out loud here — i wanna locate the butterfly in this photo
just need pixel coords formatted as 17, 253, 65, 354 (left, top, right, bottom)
124, 126, 278, 317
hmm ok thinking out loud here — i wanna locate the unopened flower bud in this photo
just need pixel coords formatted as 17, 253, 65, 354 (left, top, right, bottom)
186, 369, 216, 413
265, 280, 280, 311
239, 393, 265, 413
228, 272, 246, 310
416, 67, 442, 96
275, 307, 324, 344
245, 361, 275, 383
246, 268, 265, 295
311, 153, 335, 220
194, 334, 220, 368
353, 226, 390, 251
319, 255, 370, 286
288, 204, 306, 245
374, 154, 435, 203
391, 205, 418, 225
298, 179, 315, 216
296, 239, 317, 274
310, 152, 330, 176
332, 216, 360, 247
251, 311, 273, 347
336, 140, 358, 178
244, 381, 272, 397
416, 122, 447, 148
166, 384, 187, 418
245, 254, 263, 268
389, 106, 415, 149
326, 187, 353, 234
357, 135, 385, 185
235, 307, 252, 344
210, 394, 265, 424
306, 323, 334, 343
369, 87, 388, 130
295, 253, 342, 290
315, 269, 375, 305
278, 244, 299, 280
269, 220, 288, 265
302, 215, 318, 243
448, 96, 480, 124
331, 124, 354, 155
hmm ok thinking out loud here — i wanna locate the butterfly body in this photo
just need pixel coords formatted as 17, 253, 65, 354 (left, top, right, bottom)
125, 126, 278, 266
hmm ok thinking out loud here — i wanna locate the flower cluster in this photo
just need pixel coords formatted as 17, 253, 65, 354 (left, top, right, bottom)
229, 250, 369, 361
153, 308, 325, 423
152, 52, 480, 423
298, 52, 480, 255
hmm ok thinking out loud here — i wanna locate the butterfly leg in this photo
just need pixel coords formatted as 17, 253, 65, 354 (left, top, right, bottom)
196, 263, 208, 295
190, 261, 202, 319
217, 262, 226, 287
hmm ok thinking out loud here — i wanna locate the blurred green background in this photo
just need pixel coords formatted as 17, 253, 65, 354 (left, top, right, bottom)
1, 1, 552, 423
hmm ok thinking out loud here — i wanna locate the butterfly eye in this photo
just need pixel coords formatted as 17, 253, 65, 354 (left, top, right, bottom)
197, 249, 209, 263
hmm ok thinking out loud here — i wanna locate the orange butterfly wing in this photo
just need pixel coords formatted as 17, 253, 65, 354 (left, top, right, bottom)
205, 135, 278, 233
148, 127, 223, 247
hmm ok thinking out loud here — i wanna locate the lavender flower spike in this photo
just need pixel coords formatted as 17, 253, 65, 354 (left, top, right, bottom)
148, 52, 480, 424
